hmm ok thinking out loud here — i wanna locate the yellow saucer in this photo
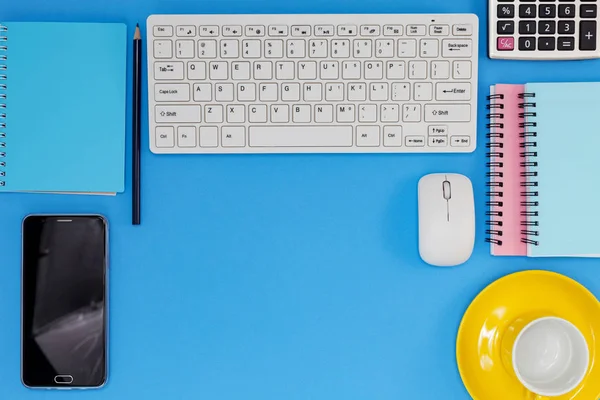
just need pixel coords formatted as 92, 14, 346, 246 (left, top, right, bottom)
457, 270, 600, 400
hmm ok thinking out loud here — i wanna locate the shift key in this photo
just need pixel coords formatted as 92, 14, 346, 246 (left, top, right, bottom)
424, 104, 471, 122
155, 105, 202, 123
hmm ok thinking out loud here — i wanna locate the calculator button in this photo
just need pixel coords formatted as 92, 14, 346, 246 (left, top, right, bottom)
580, 21, 597, 50
519, 21, 536, 34
581, 4, 597, 17
539, 4, 556, 17
558, 36, 575, 50
519, 36, 536, 50
497, 21, 515, 34
558, 4, 576, 18
498, 4, 515, 18
538, 36, 556, 50
520, 4, 537, 17
539, 20, 556, 34
497, 36, 515, 50
558, 20, 575, 34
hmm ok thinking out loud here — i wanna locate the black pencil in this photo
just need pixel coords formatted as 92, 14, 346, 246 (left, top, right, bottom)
132, 24, 142, 225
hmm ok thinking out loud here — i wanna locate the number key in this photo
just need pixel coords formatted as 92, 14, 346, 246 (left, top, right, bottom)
559, 4, 576, 18
519, 36, 536, 50
498, 4, 515, 18
538, 20, 556, 34
519, 21, 536, 34
558, 20, 575, 34
520, 4, 537, 18
539, 4, 556, 17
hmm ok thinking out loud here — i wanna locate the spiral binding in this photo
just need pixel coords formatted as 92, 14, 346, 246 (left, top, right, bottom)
518, 92, 539, 246
0, 24, 6, 187
485, 93, 505, 245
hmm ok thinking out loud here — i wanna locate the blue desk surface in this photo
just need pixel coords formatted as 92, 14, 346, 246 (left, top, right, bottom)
1, 0, 600, 399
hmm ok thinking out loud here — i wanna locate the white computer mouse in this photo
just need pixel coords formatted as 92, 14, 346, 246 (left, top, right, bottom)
418, 173, 475, 267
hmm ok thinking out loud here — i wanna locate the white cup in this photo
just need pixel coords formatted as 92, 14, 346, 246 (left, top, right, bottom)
512, 317, 589, 397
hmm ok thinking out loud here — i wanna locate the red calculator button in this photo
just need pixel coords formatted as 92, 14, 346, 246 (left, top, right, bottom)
497, 37, 515, 51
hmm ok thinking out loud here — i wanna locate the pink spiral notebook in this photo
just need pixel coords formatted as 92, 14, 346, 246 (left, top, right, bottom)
487, 84, 527, 256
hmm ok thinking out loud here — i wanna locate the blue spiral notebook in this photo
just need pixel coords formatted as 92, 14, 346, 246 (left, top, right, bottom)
0, 22, 127, 194
488, 81, 600, 257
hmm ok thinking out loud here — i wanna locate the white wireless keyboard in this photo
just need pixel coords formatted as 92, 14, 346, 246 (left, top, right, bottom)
147, 14, 479, 154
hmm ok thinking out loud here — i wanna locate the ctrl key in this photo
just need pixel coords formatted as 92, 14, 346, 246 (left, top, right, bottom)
156, 127, 175, 147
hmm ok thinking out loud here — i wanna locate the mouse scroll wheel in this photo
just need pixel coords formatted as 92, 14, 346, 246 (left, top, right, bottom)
442, 181, 451, 200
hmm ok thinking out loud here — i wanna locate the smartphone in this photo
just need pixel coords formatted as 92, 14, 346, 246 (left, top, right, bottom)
21, 215, 108, 389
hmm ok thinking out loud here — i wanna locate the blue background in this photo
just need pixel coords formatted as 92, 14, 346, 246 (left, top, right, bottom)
1, 0, 600, 399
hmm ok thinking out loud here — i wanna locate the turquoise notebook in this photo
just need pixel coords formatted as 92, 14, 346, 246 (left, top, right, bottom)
0, 22, 126, 194
523, 82, 600, 257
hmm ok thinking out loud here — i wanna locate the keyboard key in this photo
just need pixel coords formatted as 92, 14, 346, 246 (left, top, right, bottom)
406, 25, 427, 35
387, 61, 406, 79
452, 24, 472, 35
156, 126, 175, 147
356, 126, 380, 146
558, 4, 576, 17
309, 39, 328, 58
337, 25, 357, 36
450, 136, 470, 147
383, 126, 403, 147
380, 104, 399, 122
193, 83, 212, 101
205, 105, 224, 123
287, 39, 306, 58
342, 61, 361, 79
441, 39, 472, 57
406, 136, 425, 147
538, 36, 556, 50
391, 82, 411, 101
353, 39, 373, 58
424, 104, 470, 122
364, 61, 383, 79
580, 21, 597, 50
453, 60, 472, 79
315, 25, 335, 36
253, 61, 272, 80
435, 82, 471, 101
558, 20, 575, 34
198, 40, 217, 58
154, 61, 184, 80
581, 4, 598, 18
519, 36, 536, 50
398, 39, 417, 57
249, 126, 353, 147
431, 61, 450, 78
430, 25, 450, 36
331, 39, 351, 58
320, 61, 339, 79
558, 36, 575, 50
220, 39, 239, 58
154, 26, 173, 37
497, 20, 515, 34
538, 20, 556, 34
414, 82, 433, 101
303, 83, 323, 101
375, 39, 395, 58
292, 25, 312, 37
245, 25, 265, 37
215, 83, 234, 101
175, 40, 194, 58
154, 40, 173, 58
187, 61, 206, 80
259, 83, 278, 101
156, 105, 202, 123
226, 105, 245, 123
281, 83, 301, 101
268, 25, 288, 37
238, 83, 256, 101
359, 104, 378, 122
222, 26, 242, 37
276, 61, 295, 79
242, 40, 262, 58
408, 60, 427, 79
199, 26, 219, 37
248, 104, 268, 123
270, 104, 290, 122
177, 26, 196, 37
520, 4, 537, 17
199, 127, 218, 147
384, 25, 404, 36
347, 83, 366, 101
294, 104, 312, 122
298, 61, 318, 80
209, 61, 228, 80
361, 25, 381, 36
222, 127, 246, 147
232, 61, 251, 80
325, 83, 344, 101
265, 40, 284, 58
314, 104, 334, 122
429, 136, 448, 147
420, 39, 439, 58
178, 126, 197, 147
155, 83, 190, 102
403, 104, 421, 122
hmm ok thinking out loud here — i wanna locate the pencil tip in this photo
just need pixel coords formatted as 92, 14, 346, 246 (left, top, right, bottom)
134, 24, 141, 40
136, 23, 139, 27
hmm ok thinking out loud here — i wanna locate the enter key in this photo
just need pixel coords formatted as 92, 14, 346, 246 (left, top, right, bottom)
436, 82, 471, 101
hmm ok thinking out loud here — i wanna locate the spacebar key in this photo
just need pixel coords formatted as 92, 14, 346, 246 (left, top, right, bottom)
249, 126, 353, 147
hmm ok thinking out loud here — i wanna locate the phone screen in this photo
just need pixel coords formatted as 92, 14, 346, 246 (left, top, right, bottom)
21, 215, 107, 388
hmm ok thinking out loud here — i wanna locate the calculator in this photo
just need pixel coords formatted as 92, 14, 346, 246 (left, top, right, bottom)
489, 0, 600, 59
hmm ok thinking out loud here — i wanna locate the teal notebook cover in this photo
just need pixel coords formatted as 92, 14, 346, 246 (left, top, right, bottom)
1, 22, 126, 194
525, 82, 600, 257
